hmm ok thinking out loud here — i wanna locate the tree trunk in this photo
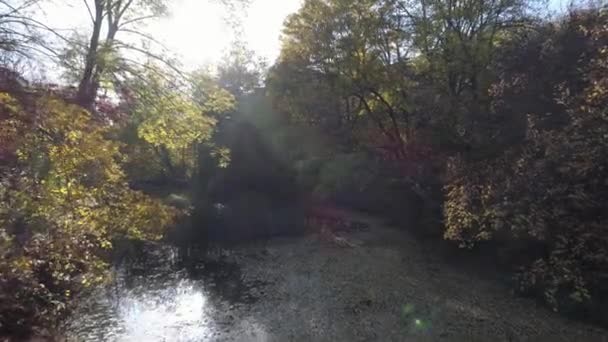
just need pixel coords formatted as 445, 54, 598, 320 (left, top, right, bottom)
77, 1, 122, 111
77, 0, 104, 110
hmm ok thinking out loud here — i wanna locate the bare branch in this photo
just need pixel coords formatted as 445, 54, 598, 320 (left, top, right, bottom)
118, 14, 158, 29
82, 0, 95, 24
116, 0, 135, 21
9, 15, 80, 46
0, 0, 41, 18
112, 40, 185, 78
119, 27, 169, 49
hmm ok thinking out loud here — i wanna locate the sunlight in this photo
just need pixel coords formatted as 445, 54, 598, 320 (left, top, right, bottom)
120, 280, 211, 341
40, 0, 302, 70
147, 0, 229, 67
4, 0, 606, 340
149, 0, 302, 68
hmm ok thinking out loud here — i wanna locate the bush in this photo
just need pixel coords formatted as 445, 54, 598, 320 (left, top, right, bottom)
298, 152, 437, 234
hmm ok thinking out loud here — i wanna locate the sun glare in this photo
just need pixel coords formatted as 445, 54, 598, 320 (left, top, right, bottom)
150, 0, 302, 68
41, 0, 302, 71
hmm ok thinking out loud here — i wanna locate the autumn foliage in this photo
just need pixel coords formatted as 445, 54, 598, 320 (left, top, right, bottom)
444, 10, 608, 318
269, 0, 608, 324
0, 92, 177, 335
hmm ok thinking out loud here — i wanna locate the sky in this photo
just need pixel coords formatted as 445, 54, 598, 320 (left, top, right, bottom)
148, 0, 303, 67
39, 0, 303, 71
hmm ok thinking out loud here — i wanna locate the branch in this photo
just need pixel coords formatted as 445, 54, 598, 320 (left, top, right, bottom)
112, 40, 186, 78
353, 93, 389, 137
112, 56, 196, 110
116, 0, 135, 22
368, 88, 406, 151
117, 55, 184, 89
118, 14, 157, 29
9, 15, 79, 46
119, 28, 169, 51
0, 0, 40, 18
82, 0, 95, 24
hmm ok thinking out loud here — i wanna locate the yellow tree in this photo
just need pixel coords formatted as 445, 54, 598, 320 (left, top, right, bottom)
122, 65, 235, 180
0, 92, 177, 334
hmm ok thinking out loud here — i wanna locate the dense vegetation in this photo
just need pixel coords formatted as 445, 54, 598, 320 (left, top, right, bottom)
0, 0, 607, 338
0, 0, 240, 337
267, 0, 608, 325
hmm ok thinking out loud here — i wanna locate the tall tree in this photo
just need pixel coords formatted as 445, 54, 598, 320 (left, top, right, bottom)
401, 0, 537, 98
217, 40, 266, 99
75, 0, 169, 109
270, 0, 415, 156
72, 0, 252, 110
394, 0, 538, 151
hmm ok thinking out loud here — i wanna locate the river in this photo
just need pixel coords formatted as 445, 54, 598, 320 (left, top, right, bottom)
64, 213, 608, 341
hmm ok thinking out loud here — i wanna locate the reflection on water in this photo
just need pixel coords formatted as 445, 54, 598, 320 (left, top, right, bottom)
65, 244, 248, 342
118, 280, 210, 341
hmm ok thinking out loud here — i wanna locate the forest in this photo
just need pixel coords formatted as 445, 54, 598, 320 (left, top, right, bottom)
0, 0, 607, 340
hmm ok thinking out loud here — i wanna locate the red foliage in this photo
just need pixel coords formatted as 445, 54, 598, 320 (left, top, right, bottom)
371, 131, 442, 179
304, 197, 350, 232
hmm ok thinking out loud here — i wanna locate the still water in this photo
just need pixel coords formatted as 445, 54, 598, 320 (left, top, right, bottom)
65, 244, 255, 342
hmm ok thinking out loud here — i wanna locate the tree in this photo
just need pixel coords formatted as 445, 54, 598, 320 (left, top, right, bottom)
403, 0, 535, 95
72, 0, 171, 108
396, 0, 539, 151
73, 0, 252, 109
217, 40, 267, 99
118, 64, 235, 181
270, 0, 416, 156
0, 91, 177, 335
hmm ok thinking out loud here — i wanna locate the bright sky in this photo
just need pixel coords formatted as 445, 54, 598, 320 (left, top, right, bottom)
148, 0, 303, 67
40, 0, 302, 70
